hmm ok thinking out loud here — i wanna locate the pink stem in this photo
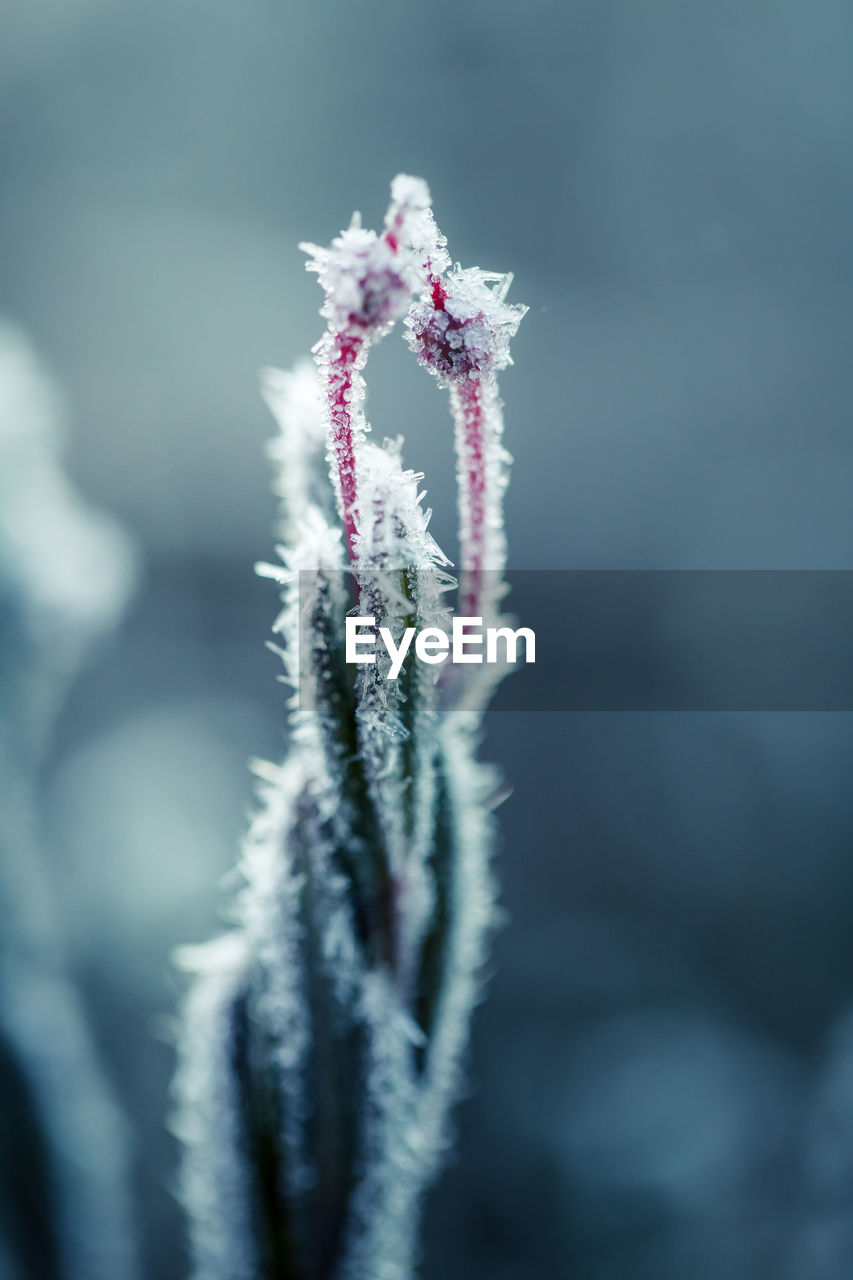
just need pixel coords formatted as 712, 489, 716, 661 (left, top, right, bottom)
323, 227, 408, 563
451, 376, 488, 619
325, 331, 365, 562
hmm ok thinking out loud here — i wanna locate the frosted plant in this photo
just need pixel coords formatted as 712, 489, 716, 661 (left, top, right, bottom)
175, 177, 525, 1280
0, 321, 138, 1280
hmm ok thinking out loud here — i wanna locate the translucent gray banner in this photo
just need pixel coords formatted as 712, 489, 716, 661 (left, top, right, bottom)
293, 571, 853, 711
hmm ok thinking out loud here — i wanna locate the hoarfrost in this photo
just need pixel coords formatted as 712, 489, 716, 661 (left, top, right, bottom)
174, 935, 259, 1280
177, 175, 522, 1280
261, 358, 332, 541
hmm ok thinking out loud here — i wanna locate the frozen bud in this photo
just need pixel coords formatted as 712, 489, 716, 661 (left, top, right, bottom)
406, 267, 527, 384
302, 222, 414, 337
385, 174, 450, 277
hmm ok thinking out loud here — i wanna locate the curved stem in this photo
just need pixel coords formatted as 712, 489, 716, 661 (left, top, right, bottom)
450, 375, 504, 619
324, 331, 366, 562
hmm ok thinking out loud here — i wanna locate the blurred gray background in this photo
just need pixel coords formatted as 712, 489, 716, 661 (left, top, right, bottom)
3, 1, 853, 1276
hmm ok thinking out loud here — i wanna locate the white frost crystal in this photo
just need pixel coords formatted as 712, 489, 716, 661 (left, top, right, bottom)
177, 176, 525, 1280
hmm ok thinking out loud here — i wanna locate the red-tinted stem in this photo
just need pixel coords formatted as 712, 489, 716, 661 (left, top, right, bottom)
325, 331, 364, 561
451, 376, 488, 619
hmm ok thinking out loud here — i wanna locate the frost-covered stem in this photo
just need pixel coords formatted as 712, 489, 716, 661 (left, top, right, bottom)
450, 375, 506, 618
406, 257, 525, 629
452, 378, 488, 576
321, 331, 365, 560
304, 185, 428, 565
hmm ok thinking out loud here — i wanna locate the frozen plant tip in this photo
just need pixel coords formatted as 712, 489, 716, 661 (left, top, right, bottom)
175, 177, 525, 1280
300, 176, 440, 562
406, 245, 526, 626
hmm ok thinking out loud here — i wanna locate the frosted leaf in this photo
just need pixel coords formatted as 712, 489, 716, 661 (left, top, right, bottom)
284, 506, 346, 575
237, 760, 316, 1196
173, 935, 260, 1280
352, 437, 450, 755
414, 723, 501, 1159
349, 440, 455, 988
337, 970, 424, 1280
354, 438, 451, 574
257, 506, 347, 732
261, 358, 333, 540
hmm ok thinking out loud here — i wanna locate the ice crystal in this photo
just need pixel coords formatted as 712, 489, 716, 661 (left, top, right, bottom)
176, 176, 525, 1280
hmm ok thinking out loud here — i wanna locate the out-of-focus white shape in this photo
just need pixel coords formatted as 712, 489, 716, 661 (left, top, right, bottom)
46, 699, 266, 975
0, 320, 137, 658
261, 358, 331, 543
